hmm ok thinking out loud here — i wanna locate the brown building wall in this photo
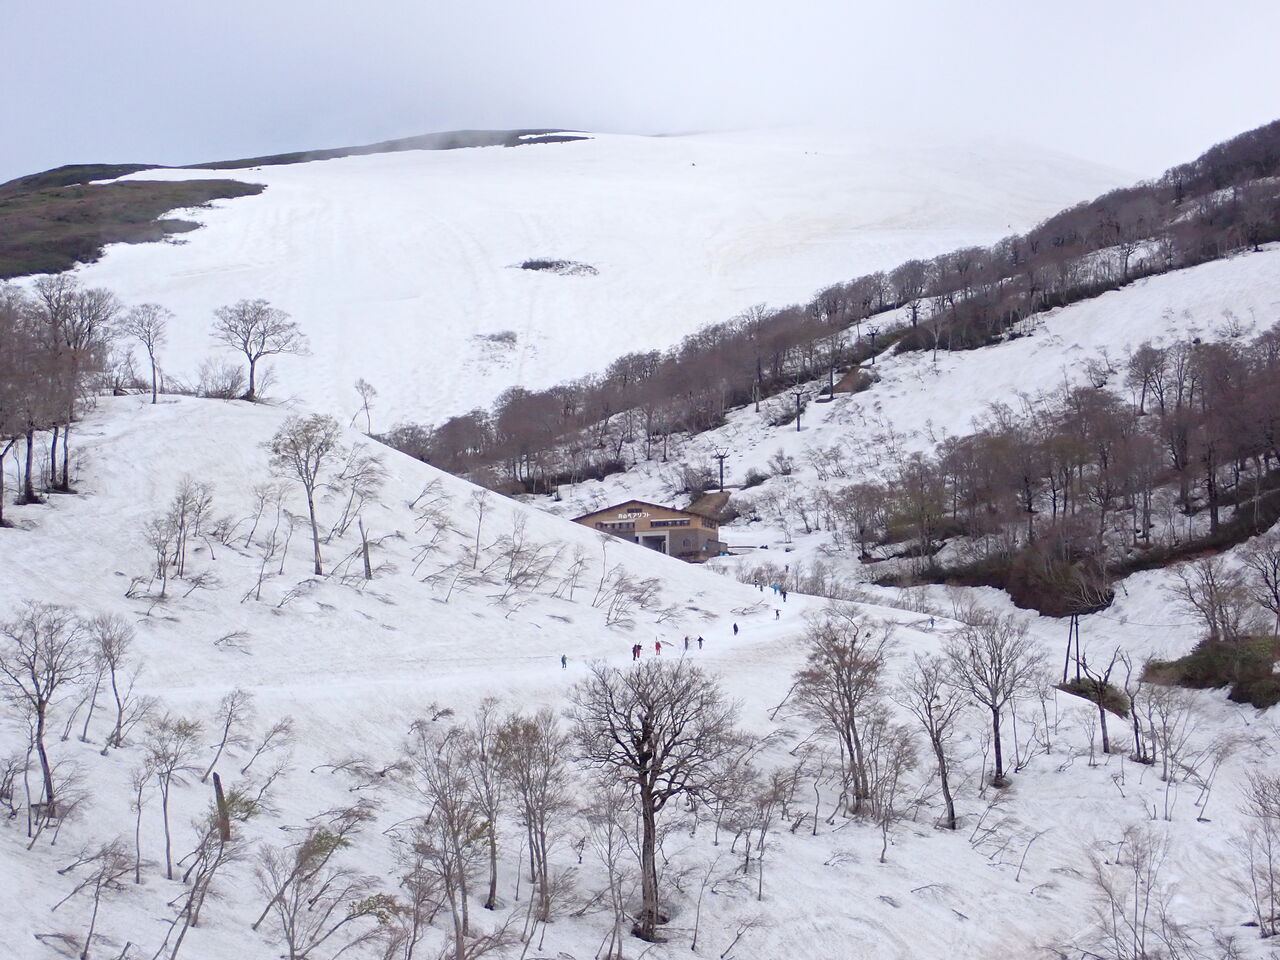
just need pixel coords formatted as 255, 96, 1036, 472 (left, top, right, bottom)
573, 501, 725, 562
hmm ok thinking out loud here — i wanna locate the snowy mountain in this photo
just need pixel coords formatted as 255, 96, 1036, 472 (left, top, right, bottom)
6, 121, 1280, 960
51, 128, 1129, 427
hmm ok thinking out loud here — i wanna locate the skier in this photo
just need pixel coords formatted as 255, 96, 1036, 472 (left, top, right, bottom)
684, 636, 690, 652
775, 608, 780, 620
929, 617, 936, 629
697, 636, 704, 649
781, 589, 788, 602
655, 640, 662, 656
733, 623, 739, 636
561, 654, 567, 669
632, 643, 640, 661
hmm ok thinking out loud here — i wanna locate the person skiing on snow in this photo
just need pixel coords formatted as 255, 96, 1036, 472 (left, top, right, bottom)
775, 608, 780, 619
684, 636, 690, 651
697, 636, 704, 649
561, 654, 567, 669
655, 640, 662, 656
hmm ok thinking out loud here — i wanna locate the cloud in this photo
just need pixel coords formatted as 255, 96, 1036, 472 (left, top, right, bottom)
4, 0, 1279, 183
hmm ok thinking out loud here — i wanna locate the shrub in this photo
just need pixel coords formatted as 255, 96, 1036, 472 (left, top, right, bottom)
1145, 637, 1280, 709
1058, 678, 1130, 717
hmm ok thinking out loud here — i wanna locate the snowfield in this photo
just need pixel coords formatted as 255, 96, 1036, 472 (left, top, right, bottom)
1, 395, 1276, 960
53, 128, 1129, 427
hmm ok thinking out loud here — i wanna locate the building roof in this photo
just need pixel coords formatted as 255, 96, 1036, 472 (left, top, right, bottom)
571, 498, 715, 525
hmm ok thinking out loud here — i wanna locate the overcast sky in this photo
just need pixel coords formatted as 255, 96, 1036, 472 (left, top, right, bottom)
5, 0, 1279, 185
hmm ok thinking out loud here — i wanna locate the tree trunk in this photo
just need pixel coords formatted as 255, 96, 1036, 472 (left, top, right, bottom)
246, 357, 257, 400
638, 789, 659, 941
932, 736, 956, 829
991, 707, 1005, 783
60, 418, 70, 490
23, 428, 37, 502
162, 788, 174, 879
150, 355, 158, 404
35, 707, 56, 817
484, 832, 498, 910
0, 441, 8, 525
305, 491, 322, 575
213, 773, 231, 842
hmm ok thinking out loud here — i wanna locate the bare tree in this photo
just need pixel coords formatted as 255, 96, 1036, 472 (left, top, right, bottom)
210, 298, 307, 400
1168, 555, 1258, 646
200, 688, 254, 782
405, 724, 486, 960
51, 837, 132, 960
945, 613, 1042, 785
0, 602, 89, 822
144, 713, 203, 879
468, 490, 490, 571
863, 712, 917, 862
129, 761, 151, 884
463, 700, 506, 911
1073, 825, 1196, 960
353, 378, 378, 433
792, 607, 889, 814
569, 659, 739, 941
120, 303, 170, 403
583, 779, 639, 960
240, 715, 296, 776
895, 653, 965, 829
269, 413, 345, 575
1242, 531, 1280, 637
256, 837, 388, 960
496, 708, 572, 923
1238, 772, 1280, 939
89, 615, 151, 754
252, 803, 374, 932
157, 799, 253, 960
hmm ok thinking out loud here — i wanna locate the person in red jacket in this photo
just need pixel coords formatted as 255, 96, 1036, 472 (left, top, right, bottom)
654, 640, 662, 656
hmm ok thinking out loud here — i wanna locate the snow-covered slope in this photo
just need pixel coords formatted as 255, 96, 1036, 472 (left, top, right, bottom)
57, 129, 1129, 426
548, 244, 1280, 531
1, 396, 1275, 960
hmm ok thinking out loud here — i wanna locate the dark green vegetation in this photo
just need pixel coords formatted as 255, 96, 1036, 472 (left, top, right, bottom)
1058, 678, 1130, 717
193, 128, 586, 171
0, 128, 587, 279
0, 178, 265, 279
1147, 638, 1280, 708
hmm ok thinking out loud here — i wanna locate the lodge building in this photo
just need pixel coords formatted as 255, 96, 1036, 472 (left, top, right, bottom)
571, 499, 726, 563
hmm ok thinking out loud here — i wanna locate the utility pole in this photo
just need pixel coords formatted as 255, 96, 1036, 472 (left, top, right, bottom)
790, 389, 806, 432
712, 449, 729, 491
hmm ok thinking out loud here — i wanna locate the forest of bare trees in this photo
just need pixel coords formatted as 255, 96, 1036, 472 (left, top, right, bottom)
762, 320, 1280, 626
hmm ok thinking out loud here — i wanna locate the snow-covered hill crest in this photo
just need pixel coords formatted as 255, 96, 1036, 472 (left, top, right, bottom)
53, 129, 1130, 426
